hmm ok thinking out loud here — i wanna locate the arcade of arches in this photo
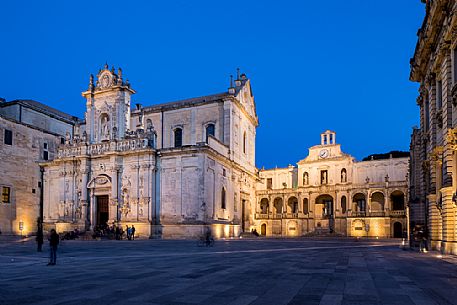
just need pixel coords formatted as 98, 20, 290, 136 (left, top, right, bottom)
255, 188, 407, 238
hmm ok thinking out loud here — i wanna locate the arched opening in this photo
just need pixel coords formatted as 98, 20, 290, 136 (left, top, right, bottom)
391, 191, 405, 210
261, 223, 266, 236
341, 168, 347, 183
371, 192, 385, 211
273, 197, 283, 214
303, 198, 309, 214
243, 131, 247, 154
174, 128, 182, 147
260, 198, 269, 214
393, 222, 403, 238
315, 194, 333, 218
221, 187, 226, 209
205, 123, 215, 142
341, 195, 347, 214
353, 193, 366, 212
303, 172, 309, 185
287, 196, 298, 213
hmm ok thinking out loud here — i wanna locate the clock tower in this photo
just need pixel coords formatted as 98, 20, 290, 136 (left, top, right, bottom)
82, 64, 136, 144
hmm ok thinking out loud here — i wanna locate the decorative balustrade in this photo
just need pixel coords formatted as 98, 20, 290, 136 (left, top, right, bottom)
389, 210, 406, 217
347, 210, 405, 217
255, 210, 406, 220
57, 138, 152, 158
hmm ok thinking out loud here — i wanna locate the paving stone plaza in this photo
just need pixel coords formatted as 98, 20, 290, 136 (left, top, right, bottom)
1, 238, 457, 305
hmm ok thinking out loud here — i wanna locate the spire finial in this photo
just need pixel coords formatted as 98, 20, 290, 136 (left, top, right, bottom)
230, 74, 233, 87
236, 68, 240, 80
89, 74, 94, 90
104, 62, 109, 70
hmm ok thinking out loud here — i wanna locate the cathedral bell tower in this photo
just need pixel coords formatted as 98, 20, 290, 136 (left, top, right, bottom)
82, 64, 136, 144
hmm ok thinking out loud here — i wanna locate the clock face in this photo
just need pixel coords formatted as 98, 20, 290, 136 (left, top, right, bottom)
319, 149, 329, 158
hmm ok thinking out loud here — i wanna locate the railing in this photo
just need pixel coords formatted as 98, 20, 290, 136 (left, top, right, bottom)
389, 210, 406, 217
57, 138, 153, 158
347, 210, 406, 217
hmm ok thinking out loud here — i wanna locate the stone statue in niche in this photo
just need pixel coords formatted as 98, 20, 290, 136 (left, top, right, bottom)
341, 170, 347, 183
101, 115, 110, 140
65, 132, 71, 145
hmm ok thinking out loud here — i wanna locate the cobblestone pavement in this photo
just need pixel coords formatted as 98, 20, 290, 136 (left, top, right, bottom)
1, 238, 457, 305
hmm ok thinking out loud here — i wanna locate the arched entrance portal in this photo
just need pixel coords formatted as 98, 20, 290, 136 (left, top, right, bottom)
393, 222, 403, 238
261, 223, 266, 236
315, 194, 334, 233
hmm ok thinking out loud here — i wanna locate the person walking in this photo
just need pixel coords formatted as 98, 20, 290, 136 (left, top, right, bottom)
47, 229, 59, 265
131, 225, 136, 240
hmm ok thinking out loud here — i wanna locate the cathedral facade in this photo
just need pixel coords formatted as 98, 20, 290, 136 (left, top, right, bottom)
41, 65, 258, 238
254, 130, 409, 238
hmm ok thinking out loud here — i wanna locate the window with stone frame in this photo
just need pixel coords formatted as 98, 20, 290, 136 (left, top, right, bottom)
243, 131, 247, 154
2, 186, 11, 203
266, 178, 273, 189
221, 187, 226, 209
43, 142, 49, 160
341, 196, 347, 213
4, 129, 12, 145
303, 198, 309, 214
320, 170, 328, 185
174, 128, 182, 147
206, 123, 215, 142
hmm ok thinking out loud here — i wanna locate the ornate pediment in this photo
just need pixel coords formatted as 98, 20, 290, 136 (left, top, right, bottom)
87, 174, 112, 188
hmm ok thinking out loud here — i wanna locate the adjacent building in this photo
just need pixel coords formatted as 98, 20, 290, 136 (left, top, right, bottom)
0, 99, 77, 235
255, 130, 409, 238
410, 0, 457, 254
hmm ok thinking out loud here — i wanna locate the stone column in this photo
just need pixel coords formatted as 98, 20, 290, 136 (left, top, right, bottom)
90, 190, 95, 230
109, 166, 119, 224
441, 187, 455, 253
80, 168, 89, 226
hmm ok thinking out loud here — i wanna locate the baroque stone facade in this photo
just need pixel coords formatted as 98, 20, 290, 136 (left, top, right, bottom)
41, 65, 258, 238
254, 130, 408, 238
1, 66, 410, 239
410, 0, 457, 254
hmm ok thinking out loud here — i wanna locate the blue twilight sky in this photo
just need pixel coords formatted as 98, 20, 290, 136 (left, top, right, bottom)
0, 1, 424, 169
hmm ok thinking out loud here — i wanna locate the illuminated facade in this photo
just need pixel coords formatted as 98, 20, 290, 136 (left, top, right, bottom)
255, 130, 409, 238
410, 0, 457, 254
0, 99, 77, 235
41, 65, 258, 238
1, 66, 409, 239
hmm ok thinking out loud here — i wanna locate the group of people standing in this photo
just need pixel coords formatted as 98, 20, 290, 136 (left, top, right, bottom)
114, 225, 136, 240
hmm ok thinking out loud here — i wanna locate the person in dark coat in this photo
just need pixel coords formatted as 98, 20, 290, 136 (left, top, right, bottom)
47, 229, 59, 265
131, 225, 136, 240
